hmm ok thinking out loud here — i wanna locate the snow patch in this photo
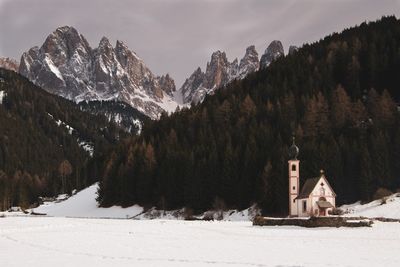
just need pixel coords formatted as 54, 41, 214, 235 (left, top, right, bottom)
32, 183, 143, 219
78, 140, 94, 157
133, 119, 142, 134
44, 55, 64, 81
341, 193, 400, 219
47, 113, 74, 134
0, 90, 6, 104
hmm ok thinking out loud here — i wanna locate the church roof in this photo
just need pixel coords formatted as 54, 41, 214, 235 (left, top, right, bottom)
296, 177, 320, 199
295, 173, 337, 200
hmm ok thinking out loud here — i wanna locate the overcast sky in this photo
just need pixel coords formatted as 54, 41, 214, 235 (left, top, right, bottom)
0, 0, 399, 86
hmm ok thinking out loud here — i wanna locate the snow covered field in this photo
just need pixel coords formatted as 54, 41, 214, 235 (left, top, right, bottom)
0, 217, 399, 267
1, 186, 400, 266
342, 193, 400, 219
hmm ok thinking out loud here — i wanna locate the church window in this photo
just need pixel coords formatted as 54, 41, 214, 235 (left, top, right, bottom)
292, 186, 296, 190
293, 199, 295, 203
292, 164, 296, 171
302, 200, 307, 212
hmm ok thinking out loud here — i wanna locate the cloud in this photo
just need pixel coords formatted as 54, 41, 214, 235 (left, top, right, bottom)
0, 0, 399, 86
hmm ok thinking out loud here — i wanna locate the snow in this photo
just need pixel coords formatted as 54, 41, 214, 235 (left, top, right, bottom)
341, 193, 400, 219
44, 55, 64, 81
31, 183, 257, 221
78, 140, 94, 157
0, 218, 399, 267
1, 186, 400, 266
32, 184, 143, 219
47, 113, 74, 134
0, 90, 5, 104
132, 118, 142, 134
99, 56, 109, 74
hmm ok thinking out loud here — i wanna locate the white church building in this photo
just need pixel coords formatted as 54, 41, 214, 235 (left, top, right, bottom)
288, 138, 336, 217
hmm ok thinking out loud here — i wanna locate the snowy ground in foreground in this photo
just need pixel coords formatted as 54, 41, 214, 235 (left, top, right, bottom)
31, 184, 143, 219
29, 183, 257, 220
341, 193, 400, 219
0, 217, 399, 267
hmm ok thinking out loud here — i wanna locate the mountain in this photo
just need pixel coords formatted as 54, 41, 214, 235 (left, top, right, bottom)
97, 16, 400, 215
288, 45, 298, 55
0, 68, 127, 210
180, 41, 287, 105
0, 57, 19, 72
180, 46, 259, 104
259, 40, 284, 69
19, 26, 178, 119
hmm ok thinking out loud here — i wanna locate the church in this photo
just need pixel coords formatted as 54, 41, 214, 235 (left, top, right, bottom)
288, 138, 336, 217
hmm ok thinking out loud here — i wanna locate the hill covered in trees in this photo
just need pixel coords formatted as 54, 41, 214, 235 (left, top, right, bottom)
0, 69, 128, 210
97, 16, 400, 215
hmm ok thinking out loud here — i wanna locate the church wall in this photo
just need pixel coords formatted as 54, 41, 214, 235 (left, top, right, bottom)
296, 198, 310, 217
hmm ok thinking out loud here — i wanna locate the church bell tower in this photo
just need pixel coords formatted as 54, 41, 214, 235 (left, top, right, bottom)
288, 136, 299, 216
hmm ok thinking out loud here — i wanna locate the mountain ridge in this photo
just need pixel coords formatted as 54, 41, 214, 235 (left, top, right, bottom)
19, 26, 179, 119
179, 41, 285, 104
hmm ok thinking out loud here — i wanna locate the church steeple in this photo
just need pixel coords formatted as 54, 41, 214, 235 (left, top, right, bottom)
289, 135, 299, 160
288, 136, 300, 216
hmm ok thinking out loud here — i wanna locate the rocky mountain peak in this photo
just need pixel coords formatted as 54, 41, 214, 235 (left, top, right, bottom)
159, 73, 176, 96
42, 26, 91, 63
19, 26, 178, 119
238, 45, 259, 79
98, 36, 113, 52
179, 45, 260, 104
180, 67, 206, 104
204, 50, 230, 89
260, 40, 284, 69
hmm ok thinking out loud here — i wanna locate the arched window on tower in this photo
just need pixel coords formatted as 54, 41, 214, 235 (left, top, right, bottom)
292, 164, 296, 171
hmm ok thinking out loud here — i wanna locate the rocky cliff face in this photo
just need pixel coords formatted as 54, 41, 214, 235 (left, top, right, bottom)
288, 45, 298, 55
19, 26, 177, 119
0, 57, 19, 72
259, 40, 284, 69
180, 45, 259, 104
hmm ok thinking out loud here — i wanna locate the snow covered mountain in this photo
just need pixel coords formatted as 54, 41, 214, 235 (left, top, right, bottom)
18, 26, 288, 116
0, 57, 19, 72
19, 26, 178, 119
180, 41, 286, 104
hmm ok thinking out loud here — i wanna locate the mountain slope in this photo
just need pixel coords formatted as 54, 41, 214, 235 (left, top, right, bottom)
33, 183, 144, 218
78, 100, 149, 134
19, 26, 178, 119
342, 193, 400, 219
97, 16, 400, 214
0, 68, 127, 210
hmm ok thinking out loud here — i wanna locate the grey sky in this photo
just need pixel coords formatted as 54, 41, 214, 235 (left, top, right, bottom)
0, 0, 399, 87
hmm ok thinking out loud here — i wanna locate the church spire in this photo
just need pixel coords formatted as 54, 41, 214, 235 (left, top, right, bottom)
289, 135, 299, 160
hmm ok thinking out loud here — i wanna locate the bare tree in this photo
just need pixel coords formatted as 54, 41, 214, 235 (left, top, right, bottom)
58, 160, 72, 194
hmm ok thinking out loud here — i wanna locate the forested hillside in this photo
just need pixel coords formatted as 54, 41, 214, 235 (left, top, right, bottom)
0, 69, 127, 210
78, 100, 149, 134
98, 16, 400, 215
